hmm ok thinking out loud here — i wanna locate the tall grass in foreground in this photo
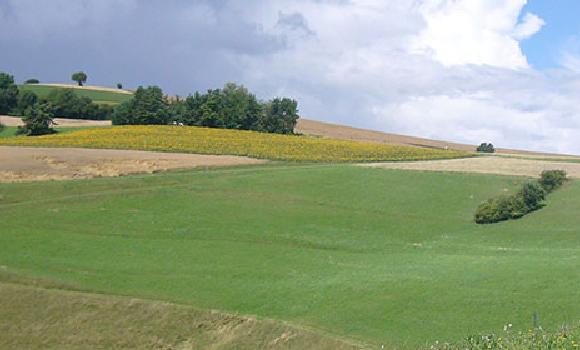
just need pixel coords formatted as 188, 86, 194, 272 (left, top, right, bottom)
427, 324, 580, 349
0, 125, 469, 162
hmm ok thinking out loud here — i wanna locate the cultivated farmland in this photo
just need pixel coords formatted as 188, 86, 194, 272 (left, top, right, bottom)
0, 125, 468, 162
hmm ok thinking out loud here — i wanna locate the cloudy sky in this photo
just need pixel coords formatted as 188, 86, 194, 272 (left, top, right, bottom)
1, 0, 580, 154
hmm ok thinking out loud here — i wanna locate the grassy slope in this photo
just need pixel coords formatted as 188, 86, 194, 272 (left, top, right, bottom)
0, 126, 91, 138
0, 166, 578, 348
18, 84, 133, 105
0, 280, 360, 350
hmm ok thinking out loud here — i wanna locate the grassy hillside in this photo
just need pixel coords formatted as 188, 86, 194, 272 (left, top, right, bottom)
0, 281, 360, 350
0, 126, 91, 138
0, 165, 578, 348
0, 125, 468, 162
18, 84, 133, 105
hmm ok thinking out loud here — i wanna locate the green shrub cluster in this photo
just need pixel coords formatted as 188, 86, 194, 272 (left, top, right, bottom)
46, 89, 114, 120
475, 170, 567, 224
476, 142, 495, 153
17, 103, 56, 136
539, 169, 567, 192
24, 78, 39, 84
427, 324, 580, 350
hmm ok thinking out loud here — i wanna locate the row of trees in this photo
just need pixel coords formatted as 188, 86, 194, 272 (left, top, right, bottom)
113, 83, 299, 134
1, 71, 300, 135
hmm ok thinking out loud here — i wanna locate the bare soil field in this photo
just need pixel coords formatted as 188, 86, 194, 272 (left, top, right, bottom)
361, 156, 580, 178
0, 146, 266, 183
296, 119, 578, 158
0, 115, 112, 127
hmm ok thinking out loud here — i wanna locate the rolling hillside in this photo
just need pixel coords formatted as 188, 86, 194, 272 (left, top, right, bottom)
18, 83, 133, 105
1, 165, 579, 348
296, 119, 579, 157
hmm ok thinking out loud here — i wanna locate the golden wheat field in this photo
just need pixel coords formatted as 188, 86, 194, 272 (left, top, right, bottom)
0, 125, 469, 162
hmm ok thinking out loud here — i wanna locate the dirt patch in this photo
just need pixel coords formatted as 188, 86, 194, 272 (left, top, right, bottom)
0, 146, 266, 183
361, 156, 580, 178
0, 115, 112, 127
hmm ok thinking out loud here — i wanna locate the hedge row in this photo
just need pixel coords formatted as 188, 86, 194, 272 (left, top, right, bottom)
475, 170, 567, 224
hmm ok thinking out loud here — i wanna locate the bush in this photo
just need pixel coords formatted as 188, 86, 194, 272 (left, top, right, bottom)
117, 83, 123, 89
0, 72, 19, 114
24, 79, 39, 84
519, 182, 545, 211
474, 194, 529, 224
475, 171, 564, 224
539, 170, 567, 192
477, 143, 495, 153
18, 103, 55, 136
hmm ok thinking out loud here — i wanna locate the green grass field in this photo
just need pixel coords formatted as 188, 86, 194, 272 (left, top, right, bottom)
18, 84, 133, 105
1, 165, 578, 348
0, 126, 92, 138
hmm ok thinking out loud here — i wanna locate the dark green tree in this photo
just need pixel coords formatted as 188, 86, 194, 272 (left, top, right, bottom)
71, 71, 88, 86
18, 103, 55, 136
0, 72, 19, 114
113, 86, 169, 125
15, 90, 39, 115
117, 83, 123, 89
260, 98, 299, 134
539, 170, 567, 192
24, 78, 40, 84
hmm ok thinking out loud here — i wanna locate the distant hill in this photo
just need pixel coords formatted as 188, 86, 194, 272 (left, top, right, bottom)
296, 118, 577, 157
18, 83, 133, 105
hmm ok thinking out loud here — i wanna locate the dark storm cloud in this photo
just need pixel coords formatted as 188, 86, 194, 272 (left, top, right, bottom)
0, 0, 284, 94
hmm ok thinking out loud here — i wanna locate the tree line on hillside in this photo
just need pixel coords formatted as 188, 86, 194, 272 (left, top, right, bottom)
0, 71, 299, 136
114, 83, 298, 134
1, 72, 114, 121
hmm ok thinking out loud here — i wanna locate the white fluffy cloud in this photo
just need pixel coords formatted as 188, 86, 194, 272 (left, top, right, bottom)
1, 0, 579, 154
236, 0, 579, 154
411, 0, 544, 69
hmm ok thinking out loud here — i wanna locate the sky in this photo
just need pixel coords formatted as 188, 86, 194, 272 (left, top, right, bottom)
1, 0, 580, 154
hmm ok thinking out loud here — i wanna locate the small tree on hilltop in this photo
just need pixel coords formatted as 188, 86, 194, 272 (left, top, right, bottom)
18, 103, 55, 136
24, 78, 40, 84
117, 83, 123, 89
0, 72, 19, 114
71, 71, 87, 86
